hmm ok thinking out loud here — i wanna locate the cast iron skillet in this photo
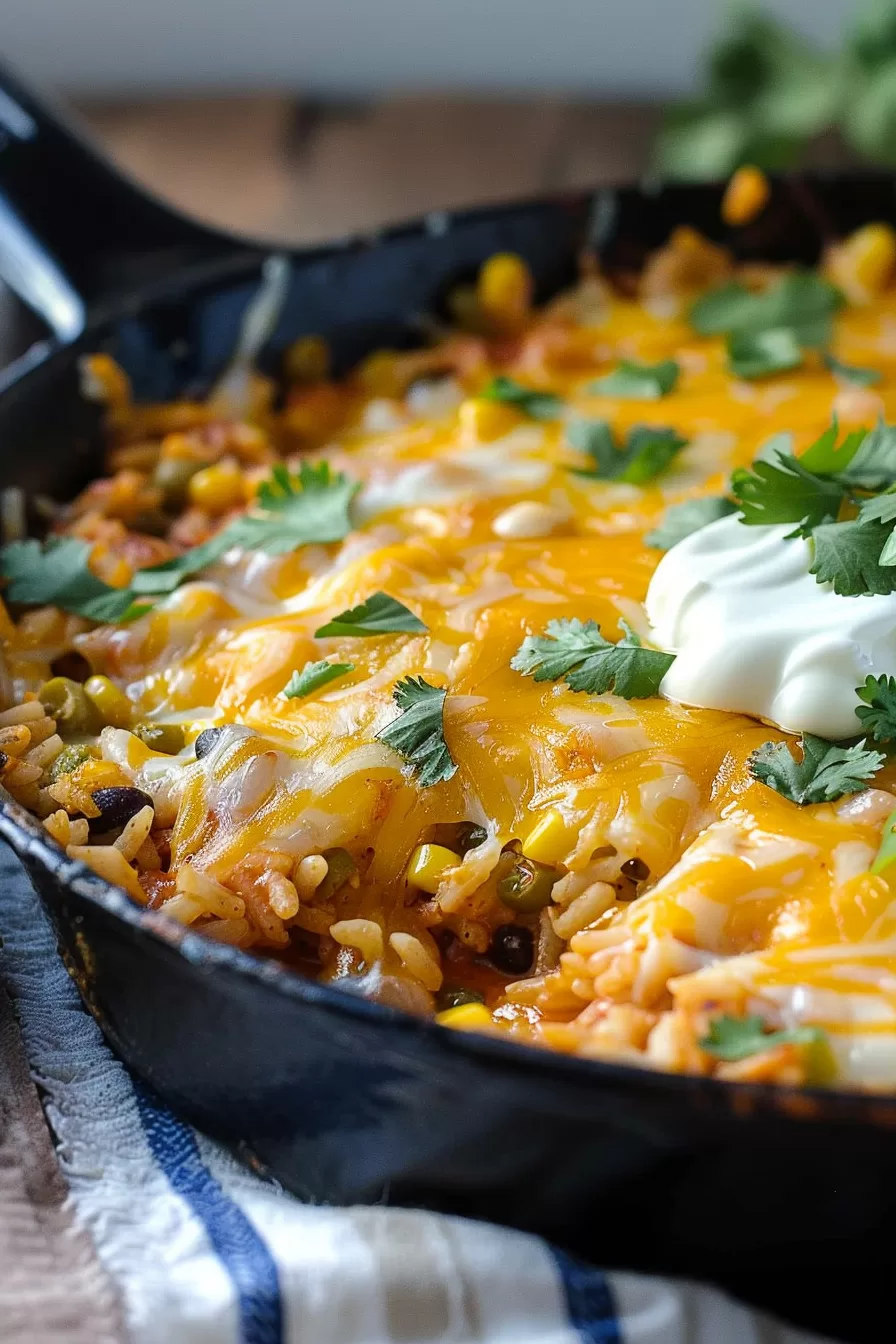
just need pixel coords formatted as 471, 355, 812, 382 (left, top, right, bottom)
1, 65, 895, 1341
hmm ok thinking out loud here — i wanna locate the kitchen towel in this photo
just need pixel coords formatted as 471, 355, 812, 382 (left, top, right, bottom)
0, 844, 835, 1344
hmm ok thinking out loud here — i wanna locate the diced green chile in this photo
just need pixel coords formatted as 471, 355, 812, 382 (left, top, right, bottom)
134, 721, 186, 755
436, 986, 486, 1011
428, 821, 488, 855
316, 847, 357, 902
497, 857, 557, 912
38, 677, 100, 735
153, 456, 203, 508
49, 743, 99, 782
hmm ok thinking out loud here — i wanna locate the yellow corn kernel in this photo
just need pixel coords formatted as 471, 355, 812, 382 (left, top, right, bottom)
187, 459, 244, 514
436, 1002, 493, 1031
406, 843, 458, 895
522, 808, 571, 866
477, 252, 533, 329
721, 165, 770, 227
826, 222, 896, 303
84, 675, 133, 729
284, 335, 330, 383
458, 396, 520, 444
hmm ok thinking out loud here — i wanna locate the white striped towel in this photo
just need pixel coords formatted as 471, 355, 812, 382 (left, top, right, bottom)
0, 842, 837, 1344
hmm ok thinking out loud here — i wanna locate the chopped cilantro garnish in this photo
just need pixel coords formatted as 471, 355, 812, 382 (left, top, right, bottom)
700, 1014, 830, 1063
376, 676, 457, 787
689, 272, 843, 347
1, 461, 358, 621
589, 359, 680, 400
315, 591, 426, 637
798, 420, 868, 476
645, 496, 737, 550
809, 519, 896, 595
855, 674, 896, 742
731, 450, 844, 533
872, 807, 896, 876
727, 326, 803, 379
832, 421, 896, 491
823, 352, 881, 386
480, 376, 562, 420
568, 419, 687, 485
511, 617, 674, 699
0, 537, 150, 623
749, 734, 884, 804
281, 660, 355, 699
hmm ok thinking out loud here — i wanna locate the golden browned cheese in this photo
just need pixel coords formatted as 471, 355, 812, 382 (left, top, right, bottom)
8, 237, 896, 1089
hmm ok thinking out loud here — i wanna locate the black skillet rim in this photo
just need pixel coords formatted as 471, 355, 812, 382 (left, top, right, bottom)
4, 178, 896, 1131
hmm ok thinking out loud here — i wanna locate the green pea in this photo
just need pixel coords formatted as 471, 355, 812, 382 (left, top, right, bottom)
436, 986, 486, 1012
49, 743, 100, 782
153, 456, 202, 508
316, 848, 357, 902
133, 721, 186, 755
38, 677, 101, 736
497, 857, 557, 913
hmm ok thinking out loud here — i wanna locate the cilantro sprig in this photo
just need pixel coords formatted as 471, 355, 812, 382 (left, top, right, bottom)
749, 734, 884, 804
700, 1014, 830, 1063
480, 376, 562, 421
855, 674, 896, 742
511, 618, 674, 699
1, 461, 358, 622
315, 592, 426, 638
589, 359, 680, 400
689, 272, 843, 349
281, 660, 355, 699
731, 450, 844, 534
0, 537, 150, 623
376, 676, 457, 787
645, 496, 737, 550
569, 419, 687, 485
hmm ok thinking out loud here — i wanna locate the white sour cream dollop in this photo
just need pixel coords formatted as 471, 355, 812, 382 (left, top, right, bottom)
645, 513, 896, 739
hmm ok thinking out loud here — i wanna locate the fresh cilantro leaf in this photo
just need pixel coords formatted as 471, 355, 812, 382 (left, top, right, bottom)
731, 451, 844, 531
823, 352, 881, 386
754, 431, 795, 463
749, 734, 884, 803
0, 537, 149, 623
689, 272, 842, 346
855, 674, 896, 742
645, 496, 737, 550
569, 419, 687, 485
480, 376, 562, 421
511, 617, 674, 699
809, 519, 896, 595
281, 660, 355, 699
859, 488, 896, 526
589, 359, 680, 400
727, 326, 803, 378
700, 1014, 829, 1062
799, 420, 868, 476
833, 421, 896, 491
376, 676, 457, 786
130, 461, 359, 597
314, 591, 426, 637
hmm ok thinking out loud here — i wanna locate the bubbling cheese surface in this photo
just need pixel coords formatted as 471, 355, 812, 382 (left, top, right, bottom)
19, 238, 896, 1091
646, 514, 896, 738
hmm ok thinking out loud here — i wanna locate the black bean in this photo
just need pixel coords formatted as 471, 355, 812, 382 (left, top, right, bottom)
621, 857, 650, 882
488, 924, 534, 975
89, 786, 153, 833
194, 727, 226, 760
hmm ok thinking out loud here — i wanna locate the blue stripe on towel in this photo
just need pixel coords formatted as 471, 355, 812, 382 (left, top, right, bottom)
134, 1080, 283, 1344
551, 1248, 621, 1344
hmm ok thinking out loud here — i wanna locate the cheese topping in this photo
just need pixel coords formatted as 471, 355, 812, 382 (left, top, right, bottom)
646, 514, 896, 738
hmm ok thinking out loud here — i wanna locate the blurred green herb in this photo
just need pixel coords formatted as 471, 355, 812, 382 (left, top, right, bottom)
656, 2, 896, 180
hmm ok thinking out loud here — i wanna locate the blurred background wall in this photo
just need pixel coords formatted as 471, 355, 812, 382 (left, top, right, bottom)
0, 0, 875, 245
4, 1, 855, 97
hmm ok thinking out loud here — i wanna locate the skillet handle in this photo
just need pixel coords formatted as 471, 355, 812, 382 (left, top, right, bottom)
0, 62, 249, 340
